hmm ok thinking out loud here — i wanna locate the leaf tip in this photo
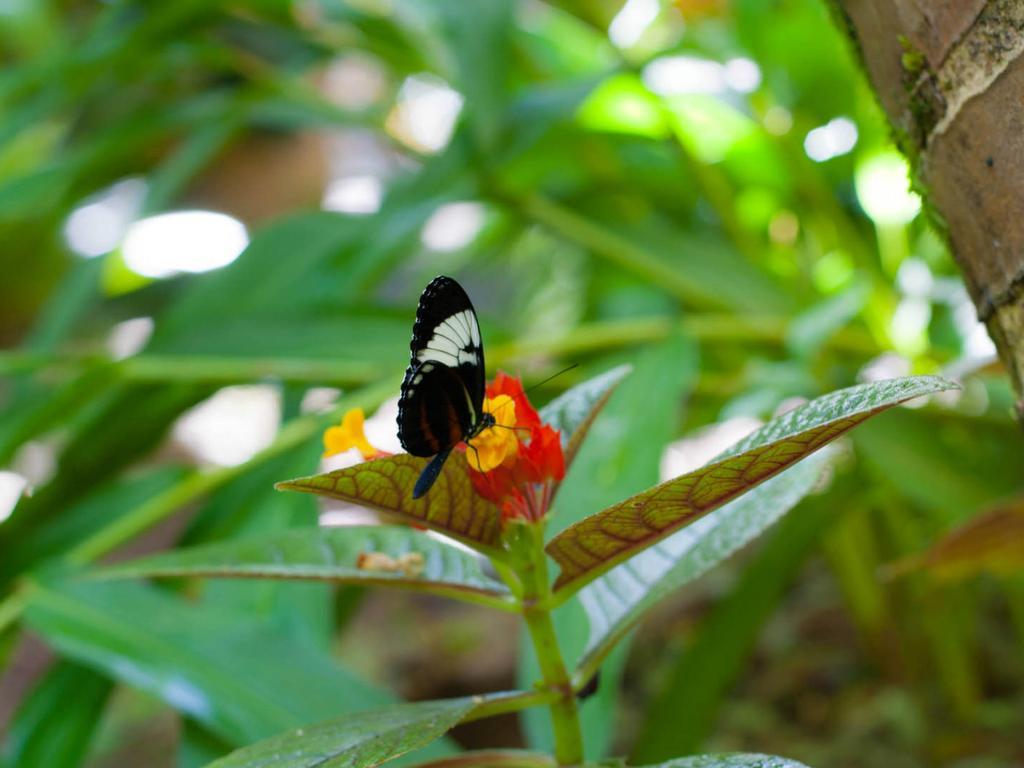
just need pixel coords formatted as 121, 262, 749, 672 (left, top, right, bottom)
274, 477, 306, 492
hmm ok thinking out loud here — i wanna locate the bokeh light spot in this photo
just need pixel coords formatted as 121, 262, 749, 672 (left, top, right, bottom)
122, 211, 248, 279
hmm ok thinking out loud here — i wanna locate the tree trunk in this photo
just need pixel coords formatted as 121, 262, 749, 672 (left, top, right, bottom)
833, 1, 1024, 420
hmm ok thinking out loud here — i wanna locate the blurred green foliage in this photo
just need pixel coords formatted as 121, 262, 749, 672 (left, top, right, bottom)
1, 1, 1022, 767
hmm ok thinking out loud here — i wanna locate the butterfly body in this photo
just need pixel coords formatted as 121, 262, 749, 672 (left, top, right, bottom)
397, 276, 492, 498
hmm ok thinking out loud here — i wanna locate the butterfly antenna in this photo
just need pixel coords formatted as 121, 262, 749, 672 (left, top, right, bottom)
524, 363, 579, 398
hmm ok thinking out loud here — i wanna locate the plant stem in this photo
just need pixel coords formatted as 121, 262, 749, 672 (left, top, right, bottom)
0, 587, 26, 637
516, 194, 725, 310
0, 315, 878, 385
0, 350, 386, 385
408, 750, 556, 768
513, 524, 583, 766
463, 689, 559, 723
523, 607, 582, 765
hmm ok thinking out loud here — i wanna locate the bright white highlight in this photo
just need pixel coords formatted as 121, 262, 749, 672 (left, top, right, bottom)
11, 440, 56, 488
896, 258, 934, 298
300, 387, 341, 415
950, 287, 998, 360
64, 178, 146, 258
123, 211, 248, 279
804, 117, 858, 162
643, 55, 726, 95
172, 385, 281, 467
964, 321, 998, 359
609, 0, 659, 48
322, 175, 383, 215
387, 74, 463, 153
363, 397, 404, 455
107, 317, 154, 360
724, 58, 762, 93
642, 55, 761, 96
421, 202, 485, 251
0, 471, 28, 524
889, 297, 931, 355
855, 151, 922, 225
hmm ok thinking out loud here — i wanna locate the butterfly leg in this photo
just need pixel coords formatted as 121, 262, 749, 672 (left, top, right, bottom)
413, 448, 452, 499
465, 442, 499, 499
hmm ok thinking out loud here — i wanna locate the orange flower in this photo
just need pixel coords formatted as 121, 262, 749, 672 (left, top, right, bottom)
464, 372, 565, 522
323, 408, 386, 460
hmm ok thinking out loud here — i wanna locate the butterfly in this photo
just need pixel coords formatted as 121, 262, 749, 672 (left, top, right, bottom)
397, 275, 495, 498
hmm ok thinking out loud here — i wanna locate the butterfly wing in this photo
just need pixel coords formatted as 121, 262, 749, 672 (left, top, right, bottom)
397, 276, 486, 457
408, 275, 486, 411
398, 361, 477, 457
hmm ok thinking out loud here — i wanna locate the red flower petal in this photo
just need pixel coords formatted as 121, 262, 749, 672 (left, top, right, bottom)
486, 372, 541, 430
466, 372, 565, 521
528, 424, 565, 481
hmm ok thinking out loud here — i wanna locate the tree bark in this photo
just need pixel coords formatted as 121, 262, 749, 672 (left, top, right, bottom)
833, 1, 1024, 420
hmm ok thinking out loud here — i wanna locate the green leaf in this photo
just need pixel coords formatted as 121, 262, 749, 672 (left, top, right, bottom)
424, 0, 513, 154
851, 407, 1017, 523
636, 756, 810, 768
204, 696, 481, 768
142, 118, 240, 215
538, 364, 631, 468
22, 580, 393, 747
575, 449, 832, 679
576, 74, 669, 139
408, 751, 556, 768
179, 722, 234, 768
1, 660, 111, 768
22, 257, 104, 353
277, 453, 503, 556
177, 441, 334, 647
153, 211, 360, 344
1, 466, 187, 582
549, 335, 698, 538
785, 280, 869, 357
0, 382, 208, 570
95, 526, 514, 609
519, 198, 789, 312
547, 375, 958, 594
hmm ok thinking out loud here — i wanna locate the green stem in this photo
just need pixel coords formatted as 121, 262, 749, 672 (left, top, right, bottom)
0, 350, 386, 385
0, 587, 26, 637
523, 607, 582, 765
492, 314, 877, 362
408, 750, 555, 768
512, 524, 583, 766
463, 689, 559, 723
515, 194, 725, 309
0, 314, 878, 384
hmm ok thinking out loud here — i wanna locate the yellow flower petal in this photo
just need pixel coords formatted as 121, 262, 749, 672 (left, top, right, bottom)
467, 395, 520, 472
323, 408, 378, 459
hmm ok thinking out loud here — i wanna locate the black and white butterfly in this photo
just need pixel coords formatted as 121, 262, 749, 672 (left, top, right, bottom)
397, 276, 495, 498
